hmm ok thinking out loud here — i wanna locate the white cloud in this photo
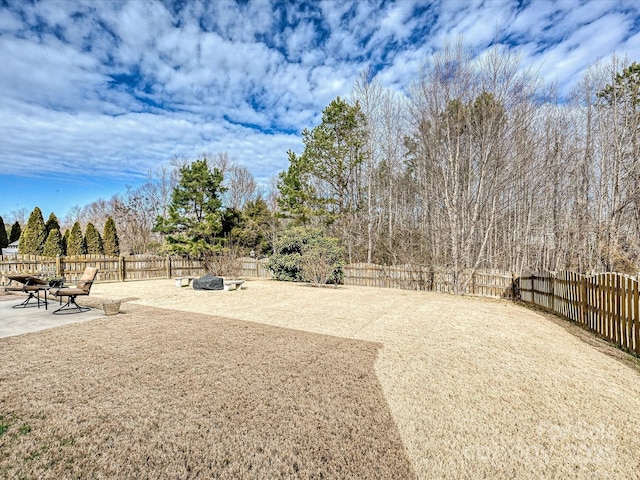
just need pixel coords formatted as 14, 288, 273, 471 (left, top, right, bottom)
375, 47, 428, 92
528, 12, 633, 95
507, 0, 573, 42
283, 21, 319, 62
0, 96, 300, 183
378, 0, 417, 40
0, 35, 104, 108
432, 0, 514, 49
617, 30, 640, 60
1, 0, 639, 215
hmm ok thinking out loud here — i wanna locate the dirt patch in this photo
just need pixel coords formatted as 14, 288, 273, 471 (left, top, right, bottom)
0, 305, 414, 479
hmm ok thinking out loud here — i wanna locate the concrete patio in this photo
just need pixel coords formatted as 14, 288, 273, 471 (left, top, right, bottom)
0, 293, 105, 338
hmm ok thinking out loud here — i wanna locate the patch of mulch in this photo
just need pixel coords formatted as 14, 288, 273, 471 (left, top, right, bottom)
0, 305, 415, 479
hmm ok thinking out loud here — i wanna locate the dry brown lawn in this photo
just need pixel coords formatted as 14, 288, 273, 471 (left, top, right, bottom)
2, 278, 640, 479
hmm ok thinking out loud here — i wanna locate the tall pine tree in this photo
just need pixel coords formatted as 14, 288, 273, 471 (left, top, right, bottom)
277, 150, 317, 224
278, 97, 367, 226
10, 221, 21, 243
45, 212, 61, 237
103, 216, 120, 256
62, 229, 70, 255
42, 229, 65, 257
18, 207, 47, 255
85, 222, 104, 254
154, 158, 225, 264
66, 222, 87, 256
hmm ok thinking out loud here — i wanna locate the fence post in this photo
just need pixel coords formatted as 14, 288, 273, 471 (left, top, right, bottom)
581, 274, 588, 326
56, 255, 62, 278
119, 256, 126, 282
634, 278, 640, 356
550, 272, 555, 313
166, 255, 172, 279
625, 275, 632, 351
531, 274, 536, 305
615, 274, 622, 346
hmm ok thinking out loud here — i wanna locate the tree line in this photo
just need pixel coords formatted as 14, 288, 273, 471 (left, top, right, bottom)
4, 42, 637, 290
1, 207, 120, 257
277, 44, 640, 291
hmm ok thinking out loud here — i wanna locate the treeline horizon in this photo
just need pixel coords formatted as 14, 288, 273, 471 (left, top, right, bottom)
3, 42, 638, 291
276, 43, 640, 290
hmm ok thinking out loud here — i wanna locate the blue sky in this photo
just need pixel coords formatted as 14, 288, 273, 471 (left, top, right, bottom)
1, 0, 639, 224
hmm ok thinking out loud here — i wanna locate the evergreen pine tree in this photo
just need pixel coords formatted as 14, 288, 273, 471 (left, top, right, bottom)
85, 222, 104, 254
0, 216, 8, 249
62, 229, 69, 255
154, 159, 225, 261
103, 216, 120, 256
67, 222, 87, 256
42, 229, 65, 257
9, 221, 21, 243
45, 212, 60, 236
18, 207, 47, 255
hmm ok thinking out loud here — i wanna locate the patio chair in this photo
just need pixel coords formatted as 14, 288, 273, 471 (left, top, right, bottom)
49, 267, 99, 314
5, 275, 48, 308
7, 284, 45, 308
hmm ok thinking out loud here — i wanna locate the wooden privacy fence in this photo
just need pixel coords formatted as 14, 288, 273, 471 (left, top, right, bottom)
3, 255, 639, 355
0, 255, 272, 284
518, 271, 640, 356
343, 263, 516, 298
0, 254, 207, 284
1, 255, 513, 297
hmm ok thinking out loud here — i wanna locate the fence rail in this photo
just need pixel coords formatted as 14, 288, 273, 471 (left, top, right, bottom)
1, 256, 514, 297
519, 271, 640, 356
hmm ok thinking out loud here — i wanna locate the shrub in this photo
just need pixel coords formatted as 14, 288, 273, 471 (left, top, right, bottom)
268, 227, 344, 284
204, 246, 241, 277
